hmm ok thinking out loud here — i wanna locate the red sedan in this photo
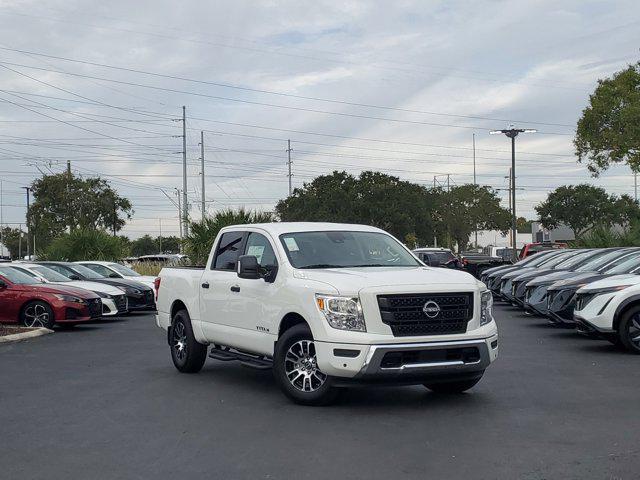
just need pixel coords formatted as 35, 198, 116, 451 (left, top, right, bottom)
0, 265, 103, 329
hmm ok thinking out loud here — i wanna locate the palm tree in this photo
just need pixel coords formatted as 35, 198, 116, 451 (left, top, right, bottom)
183, 208, 275, 264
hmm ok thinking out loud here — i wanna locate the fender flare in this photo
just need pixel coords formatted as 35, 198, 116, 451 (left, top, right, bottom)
613, 294, 640, 330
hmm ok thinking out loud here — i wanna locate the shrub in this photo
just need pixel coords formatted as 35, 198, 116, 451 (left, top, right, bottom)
43, 229, 129, 261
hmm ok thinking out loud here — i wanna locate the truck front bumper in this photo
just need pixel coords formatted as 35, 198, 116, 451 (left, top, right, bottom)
315, 334, 498, 383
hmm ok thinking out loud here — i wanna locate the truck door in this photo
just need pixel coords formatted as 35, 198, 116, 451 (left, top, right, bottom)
228, 232, 280, 346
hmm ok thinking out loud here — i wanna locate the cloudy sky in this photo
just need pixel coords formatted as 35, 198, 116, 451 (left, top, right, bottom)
0, 0, 639, 240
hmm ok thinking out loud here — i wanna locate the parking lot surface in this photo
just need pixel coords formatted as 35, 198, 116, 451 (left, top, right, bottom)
1, 304, 639, 480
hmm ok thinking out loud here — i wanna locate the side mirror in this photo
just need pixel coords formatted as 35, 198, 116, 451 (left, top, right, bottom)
68, 274, 80, 280
109, 272, 121, 278
237, 255, 260, 280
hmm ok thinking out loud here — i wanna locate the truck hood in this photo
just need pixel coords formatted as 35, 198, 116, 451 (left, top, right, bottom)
293, 266, 478, 295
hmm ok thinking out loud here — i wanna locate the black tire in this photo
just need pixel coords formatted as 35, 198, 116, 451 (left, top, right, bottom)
273, 323, 339, 406
170, 309, 207, 373
424, 375, 483, 394
20, 301, 55, 329
617, 307, 640, 354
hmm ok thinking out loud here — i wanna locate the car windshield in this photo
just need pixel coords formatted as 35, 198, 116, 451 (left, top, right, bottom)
603, 253, 640, 274
30, 266, 72, 282
522, 250, 562, 266
537, 251, 578, 268
108, 263, 140, 276
280, 231, 421, 269
425, 252, 455, 265
68, 264, 104, 280
554, 250, 599, 269
0, 266, 40, 285
574, 250, 631, 273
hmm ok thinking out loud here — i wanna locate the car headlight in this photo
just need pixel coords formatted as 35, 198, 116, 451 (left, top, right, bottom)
480, 290, 493, 326
315, 294, 366, 332
95, 291, 113, 299
54, 294, 85, 303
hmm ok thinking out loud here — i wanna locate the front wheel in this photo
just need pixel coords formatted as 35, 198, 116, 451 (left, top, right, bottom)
170, 309, 207, 373
424, 375, 483, 394
617, 308, 640, 354
273, 324, 339, 406
21, 301, 55, 329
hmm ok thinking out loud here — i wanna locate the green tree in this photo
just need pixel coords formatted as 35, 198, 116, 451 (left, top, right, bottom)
184, 208, 274, 264
517, 217, 533, 234
0, 227, 28, 259
158, 236, 181, 254
535, 184, 640, 239
442, 185, 511, 250
276, 171, 437, 245
575, 62, 640, 175
43, 229, 129, 261
130, 235, 157, 256
28, 173, 133, 250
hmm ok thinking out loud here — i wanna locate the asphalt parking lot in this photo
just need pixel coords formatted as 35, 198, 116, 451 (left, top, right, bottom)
1, 304, 639, 480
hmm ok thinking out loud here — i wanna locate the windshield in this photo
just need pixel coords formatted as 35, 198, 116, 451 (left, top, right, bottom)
554, 250, 598, 269
0, 266, 40, 285
68, 264, 104, 280
603, 252, 640, 274
522, 250, 563, 267
30, 266, 72, 282
536, 251, 578, 268
280, 231, 421, 269
574, 250, 632, 273
108, 263, 140, 276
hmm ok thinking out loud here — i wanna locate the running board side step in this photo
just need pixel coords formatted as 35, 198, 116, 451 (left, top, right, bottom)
208, 346, 273, 370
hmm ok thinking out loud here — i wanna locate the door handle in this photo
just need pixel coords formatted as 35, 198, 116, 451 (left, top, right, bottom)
201, 282, 210, 289
230, 285, 240, 293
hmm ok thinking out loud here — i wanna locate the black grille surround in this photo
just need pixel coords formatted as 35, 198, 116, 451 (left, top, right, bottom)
377, 293, 474, 337
87, 298, 103, 318
114, 294, 128, 313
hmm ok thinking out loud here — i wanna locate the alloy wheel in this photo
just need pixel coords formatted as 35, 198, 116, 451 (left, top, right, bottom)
172, 321, 188, 361
629, 313, 640, 348
284, 340, 327, 392
23, 304, 51, 328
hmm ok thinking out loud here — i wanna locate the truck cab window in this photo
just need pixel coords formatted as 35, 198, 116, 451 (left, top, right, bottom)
213, 231, 245, 270
244, 233, 278, 268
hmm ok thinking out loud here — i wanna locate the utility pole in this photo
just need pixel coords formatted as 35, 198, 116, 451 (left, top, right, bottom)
175, 188, 183, 243
22, 187, 30, 259
490, 126, 537, 262
200, 130, 206, 220
181, 106, 189, 237
66, 160, 72, 232
507, 168, 512, 249
18, 224, 22, 259
473, 133, 478, 248
159, 218, 163, 254
287, 139, 293, 195
635, 170, 638, 202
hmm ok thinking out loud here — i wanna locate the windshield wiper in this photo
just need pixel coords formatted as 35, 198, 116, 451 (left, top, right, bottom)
298, 264, 345, 269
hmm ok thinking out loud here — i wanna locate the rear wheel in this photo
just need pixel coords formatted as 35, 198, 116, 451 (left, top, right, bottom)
617, 308, 640, 354
21, 301, 55, 329
424, 375, 483, 394
170, 309, 207, 372
273, 324, 339, 406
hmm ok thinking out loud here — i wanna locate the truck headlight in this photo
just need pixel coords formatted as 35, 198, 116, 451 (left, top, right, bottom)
315, 294, 366, 332
480, 290, 493, 326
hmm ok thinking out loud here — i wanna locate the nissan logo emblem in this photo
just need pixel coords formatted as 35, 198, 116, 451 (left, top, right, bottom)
423, 300, 441, 318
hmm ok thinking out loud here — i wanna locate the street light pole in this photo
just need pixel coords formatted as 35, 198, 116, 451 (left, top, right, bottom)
490, 126, 537, 262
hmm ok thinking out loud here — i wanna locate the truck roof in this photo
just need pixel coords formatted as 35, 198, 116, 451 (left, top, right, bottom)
220, 222, 386, 235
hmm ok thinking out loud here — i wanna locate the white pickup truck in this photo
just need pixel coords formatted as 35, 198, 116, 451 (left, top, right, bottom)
155, 223, 498, 405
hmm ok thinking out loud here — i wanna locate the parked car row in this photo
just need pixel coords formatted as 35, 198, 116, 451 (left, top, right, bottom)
481, 247, 640, 353
0, 261, 156, 329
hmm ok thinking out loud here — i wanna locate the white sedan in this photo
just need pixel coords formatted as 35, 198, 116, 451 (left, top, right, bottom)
10, 263, 129, 316
75, 261, 156, 290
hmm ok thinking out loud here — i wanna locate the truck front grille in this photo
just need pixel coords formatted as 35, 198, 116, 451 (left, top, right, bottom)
377, 293, 474, 337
